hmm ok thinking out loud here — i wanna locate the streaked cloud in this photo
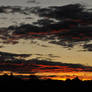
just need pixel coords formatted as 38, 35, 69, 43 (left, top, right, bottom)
0, 51, 92, 73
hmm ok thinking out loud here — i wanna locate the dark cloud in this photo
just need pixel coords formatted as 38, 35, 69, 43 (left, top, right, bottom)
48, 54, 60, 58
83, 44, 92, 51
0, 50, 91, 73
36, 3, 92, 20
33, 19, 54, 26
0, 46, 3, 48
40, 45, 49, 47
11, 20, 92, 51
0, 57, 92, 74
0, 4, 92, 51
0, 6, 31, 14
0, 6, 21, 13
0, 51, 31, 61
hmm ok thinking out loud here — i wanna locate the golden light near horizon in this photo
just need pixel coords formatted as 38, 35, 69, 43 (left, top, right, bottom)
1, 70, 92, 81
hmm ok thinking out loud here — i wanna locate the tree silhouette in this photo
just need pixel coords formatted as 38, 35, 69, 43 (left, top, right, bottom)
29, 75, 39, 80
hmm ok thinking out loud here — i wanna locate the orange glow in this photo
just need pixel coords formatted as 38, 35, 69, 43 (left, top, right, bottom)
0, 61, 92, 81
35, 71, 92, 81
0, 70, 92, 81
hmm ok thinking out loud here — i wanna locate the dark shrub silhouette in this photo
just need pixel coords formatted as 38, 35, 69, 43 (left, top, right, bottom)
0, 74, 91, 91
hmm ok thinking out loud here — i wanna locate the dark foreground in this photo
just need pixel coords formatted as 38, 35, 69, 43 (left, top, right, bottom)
0, 74, 92, 91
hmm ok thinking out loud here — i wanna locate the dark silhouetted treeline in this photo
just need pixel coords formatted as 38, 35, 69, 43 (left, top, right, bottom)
0, 74, 92, 91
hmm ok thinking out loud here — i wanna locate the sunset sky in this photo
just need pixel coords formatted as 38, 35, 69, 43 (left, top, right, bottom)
0, 0, 92, 80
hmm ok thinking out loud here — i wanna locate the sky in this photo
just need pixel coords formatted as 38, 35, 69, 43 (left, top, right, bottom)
0, 0, 92, 7
0, 0, 92, 80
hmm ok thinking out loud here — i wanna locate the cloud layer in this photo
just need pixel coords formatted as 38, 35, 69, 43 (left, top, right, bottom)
0, 4, 92, 51
0, 51, 92, 74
